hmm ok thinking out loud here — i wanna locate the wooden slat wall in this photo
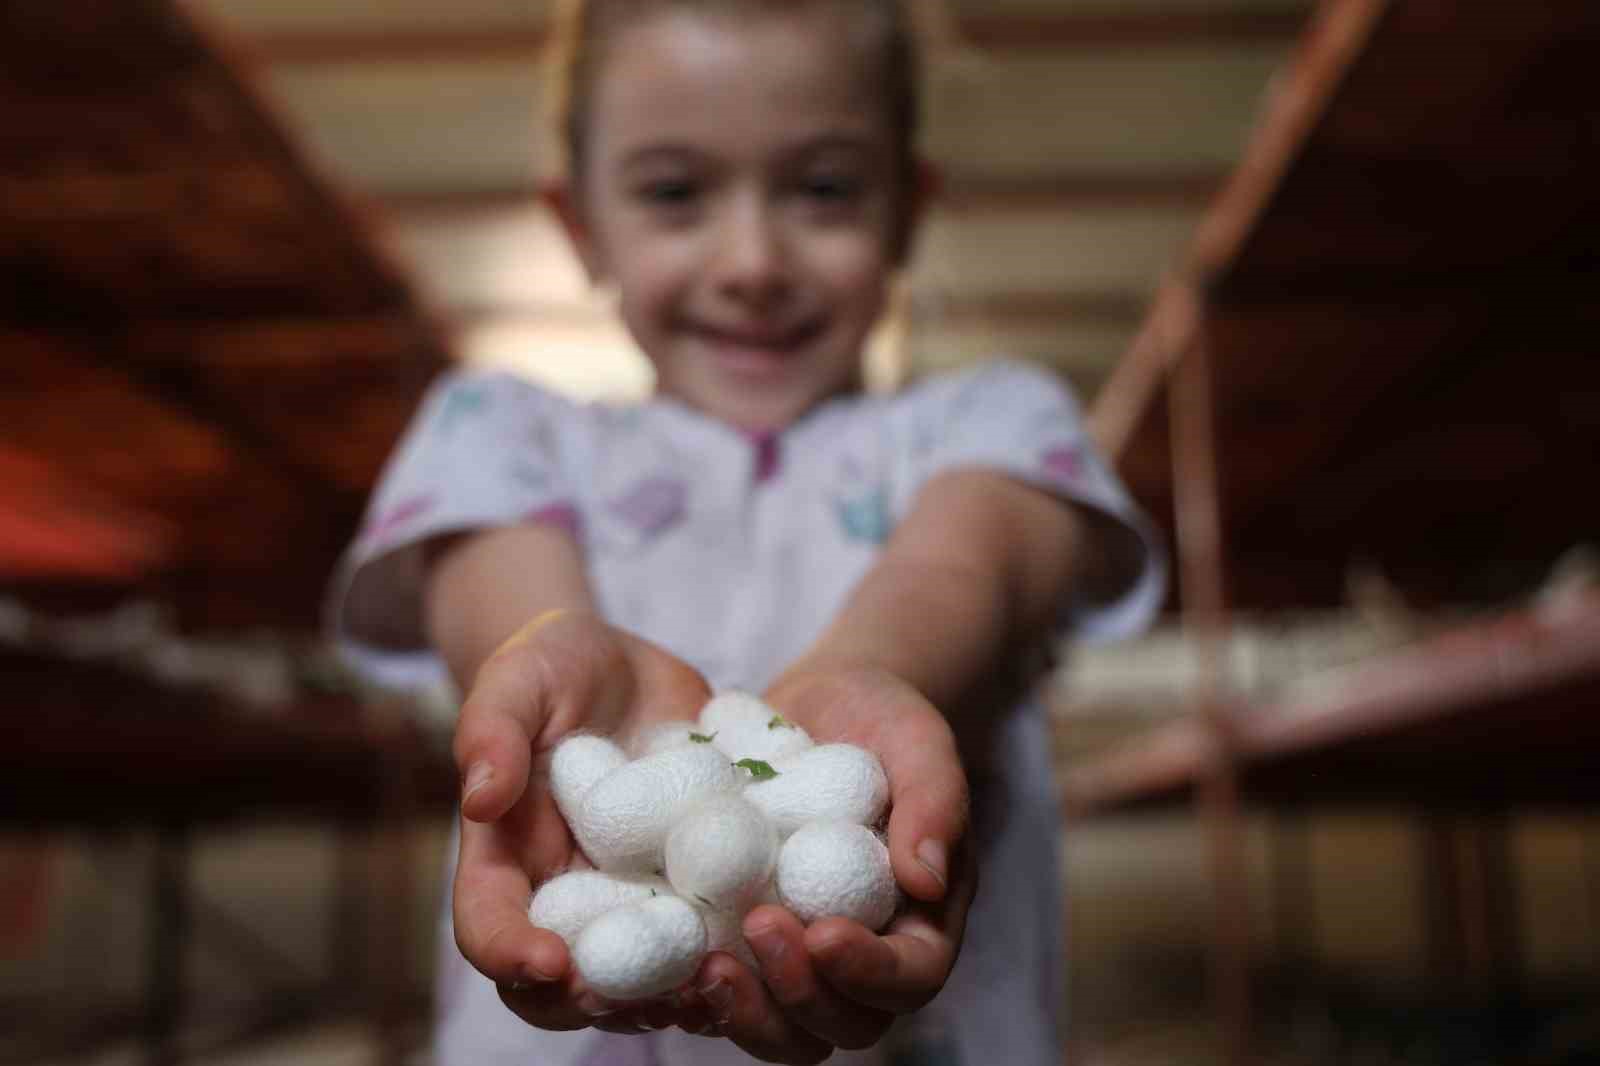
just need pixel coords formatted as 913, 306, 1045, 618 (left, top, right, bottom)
186, 0, 1309, 398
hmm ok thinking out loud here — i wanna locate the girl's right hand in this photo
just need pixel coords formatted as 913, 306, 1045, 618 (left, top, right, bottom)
448, 608, 712, 1034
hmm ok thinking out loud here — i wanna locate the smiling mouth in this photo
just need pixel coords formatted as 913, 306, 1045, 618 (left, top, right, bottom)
691, 321, 822, 365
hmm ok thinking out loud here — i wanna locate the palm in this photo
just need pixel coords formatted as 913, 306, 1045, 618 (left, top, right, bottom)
449, 611, 711, 1028
765, 666, 969, 909
671, 664, 978, 1056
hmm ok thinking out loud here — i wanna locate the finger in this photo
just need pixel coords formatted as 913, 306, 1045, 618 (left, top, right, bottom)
453, 651, 549, 822
806, 913, 953, 1014
611, 999, 690, 1034
743, 905, 893, 1050
499, 967, 699, 1034
497, 975, 598, 1032
453, 816, 569, 985
454, 609, 635, 822
463, 779, 575, 915
810, 834, 978, 1013
695, 952, 835, 1066
881, 730, 969, 903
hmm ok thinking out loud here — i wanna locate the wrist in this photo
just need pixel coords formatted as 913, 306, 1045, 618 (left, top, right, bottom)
482, 605, 602, 668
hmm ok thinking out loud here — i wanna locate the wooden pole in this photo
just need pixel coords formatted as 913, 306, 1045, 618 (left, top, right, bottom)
1170, 320, 1252, 1064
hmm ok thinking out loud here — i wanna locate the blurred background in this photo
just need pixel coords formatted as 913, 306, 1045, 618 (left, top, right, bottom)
2, 0, 1598, 1064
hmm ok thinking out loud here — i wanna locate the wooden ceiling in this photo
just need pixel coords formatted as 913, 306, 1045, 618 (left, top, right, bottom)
0, 0, 450, 630
2, 0, 1315, 631
192, 0, 1311, 398
5, 0, 1594, 629
1094, 0, 1600, 611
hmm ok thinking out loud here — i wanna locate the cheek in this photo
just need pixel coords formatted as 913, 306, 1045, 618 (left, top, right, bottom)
613, 255, 686, 329
814, 238, 892, 318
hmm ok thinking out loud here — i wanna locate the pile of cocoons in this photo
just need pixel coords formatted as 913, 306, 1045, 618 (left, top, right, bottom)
528, 691, 899, 1001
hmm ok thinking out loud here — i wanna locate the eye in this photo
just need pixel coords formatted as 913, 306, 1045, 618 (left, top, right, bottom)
635, 178, 699, 206
799, 174, 861, 202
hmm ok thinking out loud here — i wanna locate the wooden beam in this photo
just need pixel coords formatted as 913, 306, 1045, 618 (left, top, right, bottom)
1064, 601, 1600, 815
243, 11, 1309, 66
437, 289, 1151, 332
916, 291, 1151, 328
375, 170, 1227, 220
0, 450, 177, 581
0, 316, 447, 369
1186, 0, 1391, 280
961, 10, 1310, 50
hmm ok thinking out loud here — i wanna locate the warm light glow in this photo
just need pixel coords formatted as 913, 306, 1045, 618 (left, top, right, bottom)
455, 319, 656, 402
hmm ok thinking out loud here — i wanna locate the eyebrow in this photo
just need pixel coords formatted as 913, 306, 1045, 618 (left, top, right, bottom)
618, 133, 881, 173
619, 145, 707, 172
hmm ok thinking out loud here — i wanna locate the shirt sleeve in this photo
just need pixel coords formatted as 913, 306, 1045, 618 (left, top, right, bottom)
905, 359, 1167, 643
324, 370, 584, 684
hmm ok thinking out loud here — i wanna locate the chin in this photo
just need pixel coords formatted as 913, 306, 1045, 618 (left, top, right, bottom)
718, 393, 809, 433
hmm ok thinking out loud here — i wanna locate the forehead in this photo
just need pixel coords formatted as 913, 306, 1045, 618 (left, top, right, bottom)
586, 4, 891, 160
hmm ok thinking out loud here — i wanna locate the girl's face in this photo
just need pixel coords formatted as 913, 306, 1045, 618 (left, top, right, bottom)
554, 3, 916, 431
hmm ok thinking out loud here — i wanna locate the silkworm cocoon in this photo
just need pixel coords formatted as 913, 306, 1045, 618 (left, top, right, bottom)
699, 691, 814, 764
743, 744, 889, 836
527, 870, 669, 949
574, 743, 741, 872
698, 904, 760, 971
775, 820, 899, 931
632, 721, 702, 758
665, 795, 777, 913
548, 734, 628, 828
574, 894, 707, 1000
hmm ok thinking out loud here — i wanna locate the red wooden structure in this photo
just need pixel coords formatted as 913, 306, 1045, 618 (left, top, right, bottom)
1, 2, 456, 1061
1078, 0, 1600, 1059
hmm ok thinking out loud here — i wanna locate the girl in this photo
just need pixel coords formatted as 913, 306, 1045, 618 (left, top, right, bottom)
331, 1, 1164, 1063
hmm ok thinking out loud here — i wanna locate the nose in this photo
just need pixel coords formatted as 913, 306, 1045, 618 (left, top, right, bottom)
710, 190, 790, 310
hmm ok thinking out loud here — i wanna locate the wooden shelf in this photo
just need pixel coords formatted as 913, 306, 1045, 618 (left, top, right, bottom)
1073, 0, 1600, 812
1072, 3, 1600, 1049
1064, 598, 1600, 815
0, 647, 456, 829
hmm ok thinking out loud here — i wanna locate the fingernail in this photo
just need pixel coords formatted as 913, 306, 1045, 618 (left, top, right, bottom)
697, 978, 733, 1019
578, 993, 617, 1017
746, 923, 786, 966
462, 762, 493, 803
521, 958, 560, 984
916, 838, 948, 890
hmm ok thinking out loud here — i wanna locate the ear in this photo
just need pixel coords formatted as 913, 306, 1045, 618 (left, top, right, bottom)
891, 157, 941, 267
540, 177, 606, 284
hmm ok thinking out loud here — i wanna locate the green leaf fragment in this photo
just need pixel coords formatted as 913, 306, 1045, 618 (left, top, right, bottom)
689, 731, 716, 744
767, 714, 794, 730
735, 758, 780, 780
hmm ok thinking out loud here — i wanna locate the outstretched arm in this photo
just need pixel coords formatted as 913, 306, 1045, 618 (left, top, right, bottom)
787, 466, 1133, 720
711, 467, 1135, 1052
425, 525, 712, 1032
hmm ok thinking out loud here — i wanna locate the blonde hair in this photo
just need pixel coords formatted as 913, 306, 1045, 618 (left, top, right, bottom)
544, 0, 926, 259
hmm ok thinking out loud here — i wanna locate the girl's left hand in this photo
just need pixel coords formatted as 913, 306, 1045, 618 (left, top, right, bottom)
677, 665, 977, 1061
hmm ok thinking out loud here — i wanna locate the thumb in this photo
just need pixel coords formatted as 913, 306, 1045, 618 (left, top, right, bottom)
884, 757, 969, 904
453, 653, 546, 822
